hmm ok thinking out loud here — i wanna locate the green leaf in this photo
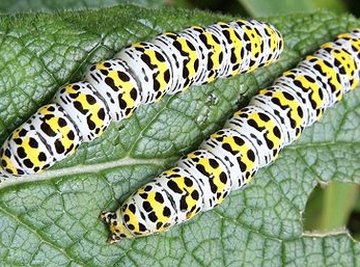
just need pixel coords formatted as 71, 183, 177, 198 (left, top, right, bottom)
0, 6, 359, 266
0, 0, 166, 12
238, 0, 346, 16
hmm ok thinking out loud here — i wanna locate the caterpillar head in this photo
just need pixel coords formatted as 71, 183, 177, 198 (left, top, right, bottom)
100, 210, 134, 244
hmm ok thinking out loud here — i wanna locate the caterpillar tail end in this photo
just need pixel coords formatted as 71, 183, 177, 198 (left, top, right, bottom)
100, 210, 133, 244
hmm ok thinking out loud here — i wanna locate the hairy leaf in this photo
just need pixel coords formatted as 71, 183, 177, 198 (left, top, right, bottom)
0, 5, 359, 266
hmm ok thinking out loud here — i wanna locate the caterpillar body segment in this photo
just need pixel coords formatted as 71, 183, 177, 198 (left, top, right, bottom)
0, 104, 81, 175
85, 59, 142, 121
178, 149, 232, 211
116, 42, 174, 104
152, 167, 204, 223
53, 81, 112, 142
250, 85, 306, 145
151, 32, 199, 94
201, 128, 259, 189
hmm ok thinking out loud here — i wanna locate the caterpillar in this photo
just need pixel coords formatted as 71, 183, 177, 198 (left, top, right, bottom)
0, 19, 283, 177
100, 29, 360, 243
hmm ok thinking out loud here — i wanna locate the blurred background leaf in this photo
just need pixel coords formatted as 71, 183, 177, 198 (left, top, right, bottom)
0, 0, 359, 17
0, 0, 167, 12
237, 0, 347, 16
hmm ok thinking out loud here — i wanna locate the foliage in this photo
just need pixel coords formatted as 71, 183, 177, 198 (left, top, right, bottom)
0, 3, 359, 266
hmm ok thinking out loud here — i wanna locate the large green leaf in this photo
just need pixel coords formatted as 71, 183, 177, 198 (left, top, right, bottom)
0, 0, 166, 12
0, 6, 359, 266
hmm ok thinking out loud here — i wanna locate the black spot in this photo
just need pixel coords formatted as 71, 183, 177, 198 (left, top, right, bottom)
54, 140, 65, 154
194, 59, 199, 71
14, 138, 23, 145
148, 212, 158, 222
41, 123, 56, 137
222, 143, 235, 155
140, 54, 153, 68
283, 91, 295, 100
155, 51, 166, 62
142, 201, 152, 212
87, 117, 96, 130
116, 92, 126, 109
16, 147, 26, 159
196, 164, 209, 177
144, 185, 152, 192
155, 192, 164, 203
209, 179, 218, 194
155, 91, 162, 100
233, 136, 245, 146
23, 159, 34, 168
29, 137, 39, 148
156, 222, 163, 230
105, 77, 118, 92
180, 197, 188, 211
38, 152, 47, 162
86, 94, 97, 105
208, 158, 219, 168
98, 108, 106, 120
184, 177, 193, 187
58, 118, 67, 128
69, 92, 80, 99
103, 62, 111, 68
139, 193, 148, 199
219, 172, 228, 184
297, 107, 304, 118
247, 150, 255, 162
125, 108, 133, 116
19, 129, 27, 137
167, 180, 182, 194
130, 88, 138, 100
257, 112, 270, 122
273, 126, 281, 139
164, 69, 170, 83
163, 206, 171, 217
67, 131, 75, 141
118, 71, 130, 82
239, 161, 246, 172
47, 106, 56, 112
129, 204, 136, 213
264, 135, 274, 149
139, 223, 147, 232
191, 190, 199, 200
100, 69, 109, 76
247, 119, 261, 130
74, 101, 88, 115
153, 79, 161, 92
